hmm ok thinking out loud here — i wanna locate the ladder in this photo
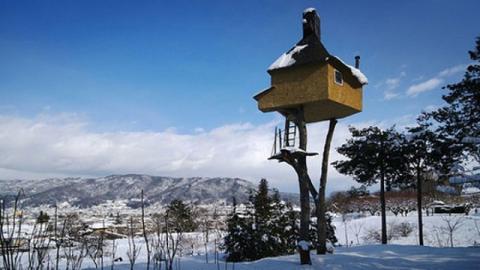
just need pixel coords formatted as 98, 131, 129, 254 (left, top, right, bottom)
271, 119, 298, 157
284, 119, 297, 147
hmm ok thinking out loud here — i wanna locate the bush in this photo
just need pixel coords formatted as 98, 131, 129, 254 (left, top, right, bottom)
392, 222, 414, 237
362, 228, 382, 243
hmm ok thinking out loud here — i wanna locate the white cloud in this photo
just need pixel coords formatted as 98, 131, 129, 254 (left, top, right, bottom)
406, 77, 443, 97
0, 114, 372, 193
381, 71, 406, 100
406, 63, 467, 97
383, 90, 400, 100
437, 64, 466, 77
385, 78, 400, 90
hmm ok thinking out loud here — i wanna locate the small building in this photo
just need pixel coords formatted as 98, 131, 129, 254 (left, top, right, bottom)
254, 8, 367, 123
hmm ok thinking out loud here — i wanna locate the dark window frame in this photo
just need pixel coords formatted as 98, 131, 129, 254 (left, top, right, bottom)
334, 69, 344, 86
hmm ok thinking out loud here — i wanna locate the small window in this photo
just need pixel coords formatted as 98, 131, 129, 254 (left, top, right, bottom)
334, 69, 343, 85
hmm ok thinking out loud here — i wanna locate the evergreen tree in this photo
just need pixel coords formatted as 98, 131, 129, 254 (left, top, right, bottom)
223, 179, 337, 261
309, 213, 337, 250
250, 179, 274, 258
333, 126, 404, 244
37, 210, 50, 224
114, 211, 122, 225
398, 123, 437, 246
223, 197, 251, 262
270, 190, 297, 255
429, 37, 480, 161
397, 120, 461, 246
166, 199, 196, 232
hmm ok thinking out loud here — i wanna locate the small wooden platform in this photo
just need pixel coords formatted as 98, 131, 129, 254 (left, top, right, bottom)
269, 147, 318, 161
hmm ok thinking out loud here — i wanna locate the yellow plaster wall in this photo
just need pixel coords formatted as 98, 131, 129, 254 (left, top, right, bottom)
327, 64, 363, 113
256, 63, 363, 122
258, 63, 328, 111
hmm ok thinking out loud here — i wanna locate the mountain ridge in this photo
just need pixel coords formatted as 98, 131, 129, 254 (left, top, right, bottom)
0, 174, 299, 207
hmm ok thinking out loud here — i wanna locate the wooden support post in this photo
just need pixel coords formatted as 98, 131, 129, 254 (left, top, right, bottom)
273, 127, 277, 155
284, 119, 290, 147
287, 109, 312, 265
317, 119, 337, 254
278, 128, 282, 149
267, 109, 318, 265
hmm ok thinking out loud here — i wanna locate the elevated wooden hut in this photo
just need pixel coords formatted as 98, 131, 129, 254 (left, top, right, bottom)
254, 8, 367, 123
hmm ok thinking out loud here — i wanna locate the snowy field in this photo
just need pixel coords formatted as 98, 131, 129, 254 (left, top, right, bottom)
81, 212, 480, 269
332, 212, 480, 247
5, 212, 479, 269
87, 245, 480, 270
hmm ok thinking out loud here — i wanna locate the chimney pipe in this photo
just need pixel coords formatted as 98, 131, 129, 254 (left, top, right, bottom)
302, 8, 320, 40
355, 56, 360, 69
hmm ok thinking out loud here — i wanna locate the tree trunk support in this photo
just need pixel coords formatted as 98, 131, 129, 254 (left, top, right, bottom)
275, 109, 312, 265
317, 119, 337, 254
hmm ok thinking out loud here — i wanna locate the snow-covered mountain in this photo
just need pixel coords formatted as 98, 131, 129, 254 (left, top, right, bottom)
0, 174, 298, 207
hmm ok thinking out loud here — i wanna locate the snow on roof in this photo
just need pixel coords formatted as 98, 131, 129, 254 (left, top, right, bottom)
268, 44, 308, 71
332, 56, 368, 85
428, 200, 446, 206
303, 7, 316, 14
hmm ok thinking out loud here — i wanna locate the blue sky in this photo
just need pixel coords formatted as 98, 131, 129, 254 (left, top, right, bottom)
0, 1, 478, 191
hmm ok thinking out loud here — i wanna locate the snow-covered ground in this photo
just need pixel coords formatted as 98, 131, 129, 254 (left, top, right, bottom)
87, 212, 480, 269
332, 212, 480, 247
6, 212, 480, 269
88, 245, 480, 270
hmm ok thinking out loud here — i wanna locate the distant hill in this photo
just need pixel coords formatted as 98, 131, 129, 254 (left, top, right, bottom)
0, 174, 299, 208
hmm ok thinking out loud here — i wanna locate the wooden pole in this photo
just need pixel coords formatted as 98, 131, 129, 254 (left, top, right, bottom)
316, 119, 337, 254
294, 111, 312, 265
278, 128, 282, 149
268, 109, 317, 265
273, 127, 277, 154
284, 119, 290, 147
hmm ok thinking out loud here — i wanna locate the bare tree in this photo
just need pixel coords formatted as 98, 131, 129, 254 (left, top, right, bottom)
54, 205, 69, 270
141, 190, 152, 270
27, 219, 52, 270
111, 239, 117, 270
212, 207, 222, 266
351, 222, 364, 245
86, 233, 104, 269
64, 238, 88, 270
341, 213, 349, 247
127, 216, 141, 270
196, 207, 211, 263
0, 189, 25, 270
432, 226, 446, 247
154, 212, 183, 270
151, 214, 164, 270
442, 216, 464, 247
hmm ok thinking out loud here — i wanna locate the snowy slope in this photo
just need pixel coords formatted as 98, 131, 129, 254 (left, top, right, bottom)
87, 245, 480, 270
79, 213, 479, 270
332, 213, 480, 247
